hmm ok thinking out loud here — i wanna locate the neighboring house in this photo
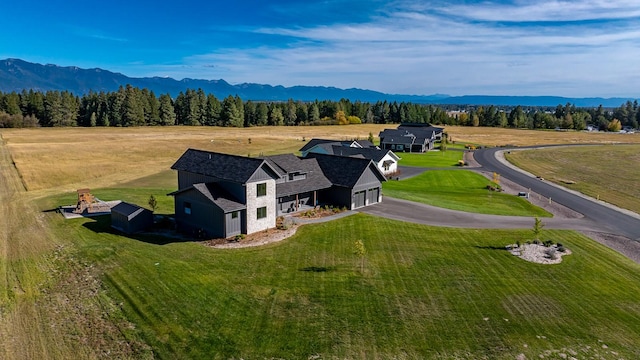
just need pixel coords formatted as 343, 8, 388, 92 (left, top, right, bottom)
302, 142, 400, 175
170, 149, 385, 239
379, 123, 444, 152
111, 201, 154, 234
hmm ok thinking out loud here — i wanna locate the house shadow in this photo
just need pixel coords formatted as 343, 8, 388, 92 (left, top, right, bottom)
81, 214, 194, 246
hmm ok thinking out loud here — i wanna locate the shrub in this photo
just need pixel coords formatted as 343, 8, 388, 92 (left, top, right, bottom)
543, 240, 554, 247
515, 240, 521, 248
533, 239, 541, 245
457, 160, 465, 166
234, 234, 246, 242
557, 245, 566, 253
545, 247, 557, 260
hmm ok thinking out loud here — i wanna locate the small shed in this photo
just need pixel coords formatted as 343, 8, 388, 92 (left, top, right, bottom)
111, 202, 154, 234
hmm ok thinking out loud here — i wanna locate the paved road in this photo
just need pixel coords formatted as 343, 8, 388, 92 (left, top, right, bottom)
361, 197, 601, 232
474, 147, 640, 241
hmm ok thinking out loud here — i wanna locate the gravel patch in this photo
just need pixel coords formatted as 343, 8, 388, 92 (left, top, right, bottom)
508, 243, 572, 264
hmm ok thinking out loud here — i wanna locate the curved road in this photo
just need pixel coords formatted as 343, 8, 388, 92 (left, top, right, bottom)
360, 146, 640, 242
474, 147, 640, 241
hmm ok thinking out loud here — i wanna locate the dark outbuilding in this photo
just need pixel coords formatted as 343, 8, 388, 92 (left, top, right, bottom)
111, 201, 154, 234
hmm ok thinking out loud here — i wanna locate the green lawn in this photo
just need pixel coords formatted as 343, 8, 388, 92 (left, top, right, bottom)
397, 150, 463, 167
383, 170, 551, 217
48, 212, 640, 359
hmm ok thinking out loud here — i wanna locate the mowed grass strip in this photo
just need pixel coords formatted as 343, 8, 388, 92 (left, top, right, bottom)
397, 150, 463, 167
50, 212, 640, 359
383, 170, 551, 217
506, 144, 640, 214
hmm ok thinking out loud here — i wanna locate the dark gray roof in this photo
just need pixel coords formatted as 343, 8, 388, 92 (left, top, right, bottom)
381, 135, 414, 145
111, 202, 151, 220
170, 183, 245, 212
263, 154, 333, 197
328, 145, 394, 163
307, 153, 386, 188
299, 138, 341, 152
193, 183, 246, 212
171, 149, 278, 183
398, 124, 444, 133
353, 139, 376, 148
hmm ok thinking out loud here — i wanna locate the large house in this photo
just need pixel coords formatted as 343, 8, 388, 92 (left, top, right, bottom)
379, 124, 444, 153
170, 149, 385, 238
299, 138, 400, 175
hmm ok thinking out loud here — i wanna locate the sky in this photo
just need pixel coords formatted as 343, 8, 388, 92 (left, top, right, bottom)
2, 0, 640, 98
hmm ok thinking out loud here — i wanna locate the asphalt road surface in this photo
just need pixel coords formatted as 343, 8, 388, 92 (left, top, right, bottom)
473, 146, 640, 241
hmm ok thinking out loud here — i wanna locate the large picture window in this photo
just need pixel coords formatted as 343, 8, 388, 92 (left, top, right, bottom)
257, 206, 267, 219
257, 183, 267, 197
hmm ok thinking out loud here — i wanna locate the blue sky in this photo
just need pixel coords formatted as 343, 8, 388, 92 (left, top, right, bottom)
2, 0, 640, 97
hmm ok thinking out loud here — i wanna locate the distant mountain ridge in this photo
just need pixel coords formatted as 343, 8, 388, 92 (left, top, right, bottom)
0, 58, 636, 107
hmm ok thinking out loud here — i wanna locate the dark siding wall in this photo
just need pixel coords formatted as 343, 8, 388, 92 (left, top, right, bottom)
177, 171, 216, 190
320, 187, 352, 209
248, 165, 278, 183
217, 180, 246, 203
174, 190, 225, 238
111, 212, 129, 233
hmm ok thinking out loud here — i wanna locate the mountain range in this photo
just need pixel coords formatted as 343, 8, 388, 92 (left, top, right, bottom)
0, 58, 636, 107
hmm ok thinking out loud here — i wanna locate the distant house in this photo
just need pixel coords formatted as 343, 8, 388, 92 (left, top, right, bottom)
111, 202, 154, 234
169, 149, 385, 238
379, 123, 444, 153
299, 138, 400, 175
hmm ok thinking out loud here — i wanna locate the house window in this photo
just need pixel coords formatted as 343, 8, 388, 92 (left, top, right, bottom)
257, 206, 267, 219
257, 183, 267, 197
184, 202, 191, 215
231, 211, 238, 219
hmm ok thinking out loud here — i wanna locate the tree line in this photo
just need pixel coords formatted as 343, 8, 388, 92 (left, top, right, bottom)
0, 85, 638, 131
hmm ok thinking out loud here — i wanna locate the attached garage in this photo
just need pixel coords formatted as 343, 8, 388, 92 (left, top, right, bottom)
354, 190, 366, 208
367, 187, 380, 205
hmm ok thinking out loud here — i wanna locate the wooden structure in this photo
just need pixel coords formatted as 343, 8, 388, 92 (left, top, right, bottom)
74, 188, 111, 214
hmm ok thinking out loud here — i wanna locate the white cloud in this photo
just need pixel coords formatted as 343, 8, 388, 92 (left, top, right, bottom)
139, 1, 640, 97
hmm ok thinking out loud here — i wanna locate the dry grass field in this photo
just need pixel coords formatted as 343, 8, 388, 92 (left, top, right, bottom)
443, 126, 640, 147
3, 125, 638, 196
506, 144, 640, 214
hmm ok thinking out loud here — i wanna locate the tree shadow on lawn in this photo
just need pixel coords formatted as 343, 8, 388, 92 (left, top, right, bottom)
82, 214, 194, 246
475, 245, 508, 251
299, 266, 337, 272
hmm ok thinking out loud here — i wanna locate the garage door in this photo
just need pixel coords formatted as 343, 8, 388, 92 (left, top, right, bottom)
367, 187, 379, 205
354, 190, 366, 208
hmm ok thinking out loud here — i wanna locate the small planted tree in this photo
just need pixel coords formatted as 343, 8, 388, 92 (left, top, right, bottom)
368, 132, 374, 144
148, 195, 158, 213
353, 240, 366, 273
532, 217, 544, 242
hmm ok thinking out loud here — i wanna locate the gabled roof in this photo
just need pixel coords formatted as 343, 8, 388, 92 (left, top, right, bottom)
171, 149, 279, 183
381, 135, 415, 145
111, 201, 151, 220
299, 138, 341, 152
170, 182, 246, 213
263, 154, 333, 197
299, 138, 376, 153
328, 145, 398, 163
307, 153, 386, 188
398, 123, 444, 134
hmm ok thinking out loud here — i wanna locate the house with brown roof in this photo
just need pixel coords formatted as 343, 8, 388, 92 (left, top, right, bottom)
170, 149, 385, 238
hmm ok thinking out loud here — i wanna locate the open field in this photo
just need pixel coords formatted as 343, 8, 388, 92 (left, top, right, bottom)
383, 170, 551, 217
43, 211, 640, 359
2, 126, 637, 195
506, 144, 640, 214
444, 126, 640, 147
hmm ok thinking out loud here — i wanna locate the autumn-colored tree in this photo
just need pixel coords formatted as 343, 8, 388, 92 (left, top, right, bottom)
607, 119, 622, 132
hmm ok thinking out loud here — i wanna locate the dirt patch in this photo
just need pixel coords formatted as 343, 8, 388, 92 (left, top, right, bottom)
580, 231, 640, 264
508, 243, 572, 264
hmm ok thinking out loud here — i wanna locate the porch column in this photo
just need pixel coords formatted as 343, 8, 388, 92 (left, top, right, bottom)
295, 194, 299, 211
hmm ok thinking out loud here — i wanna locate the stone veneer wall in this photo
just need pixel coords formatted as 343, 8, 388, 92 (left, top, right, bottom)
245, 179, 276, 234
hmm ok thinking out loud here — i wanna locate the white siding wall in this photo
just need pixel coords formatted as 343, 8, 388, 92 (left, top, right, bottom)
377, 153, 398, 175
245, 179, 276, 234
